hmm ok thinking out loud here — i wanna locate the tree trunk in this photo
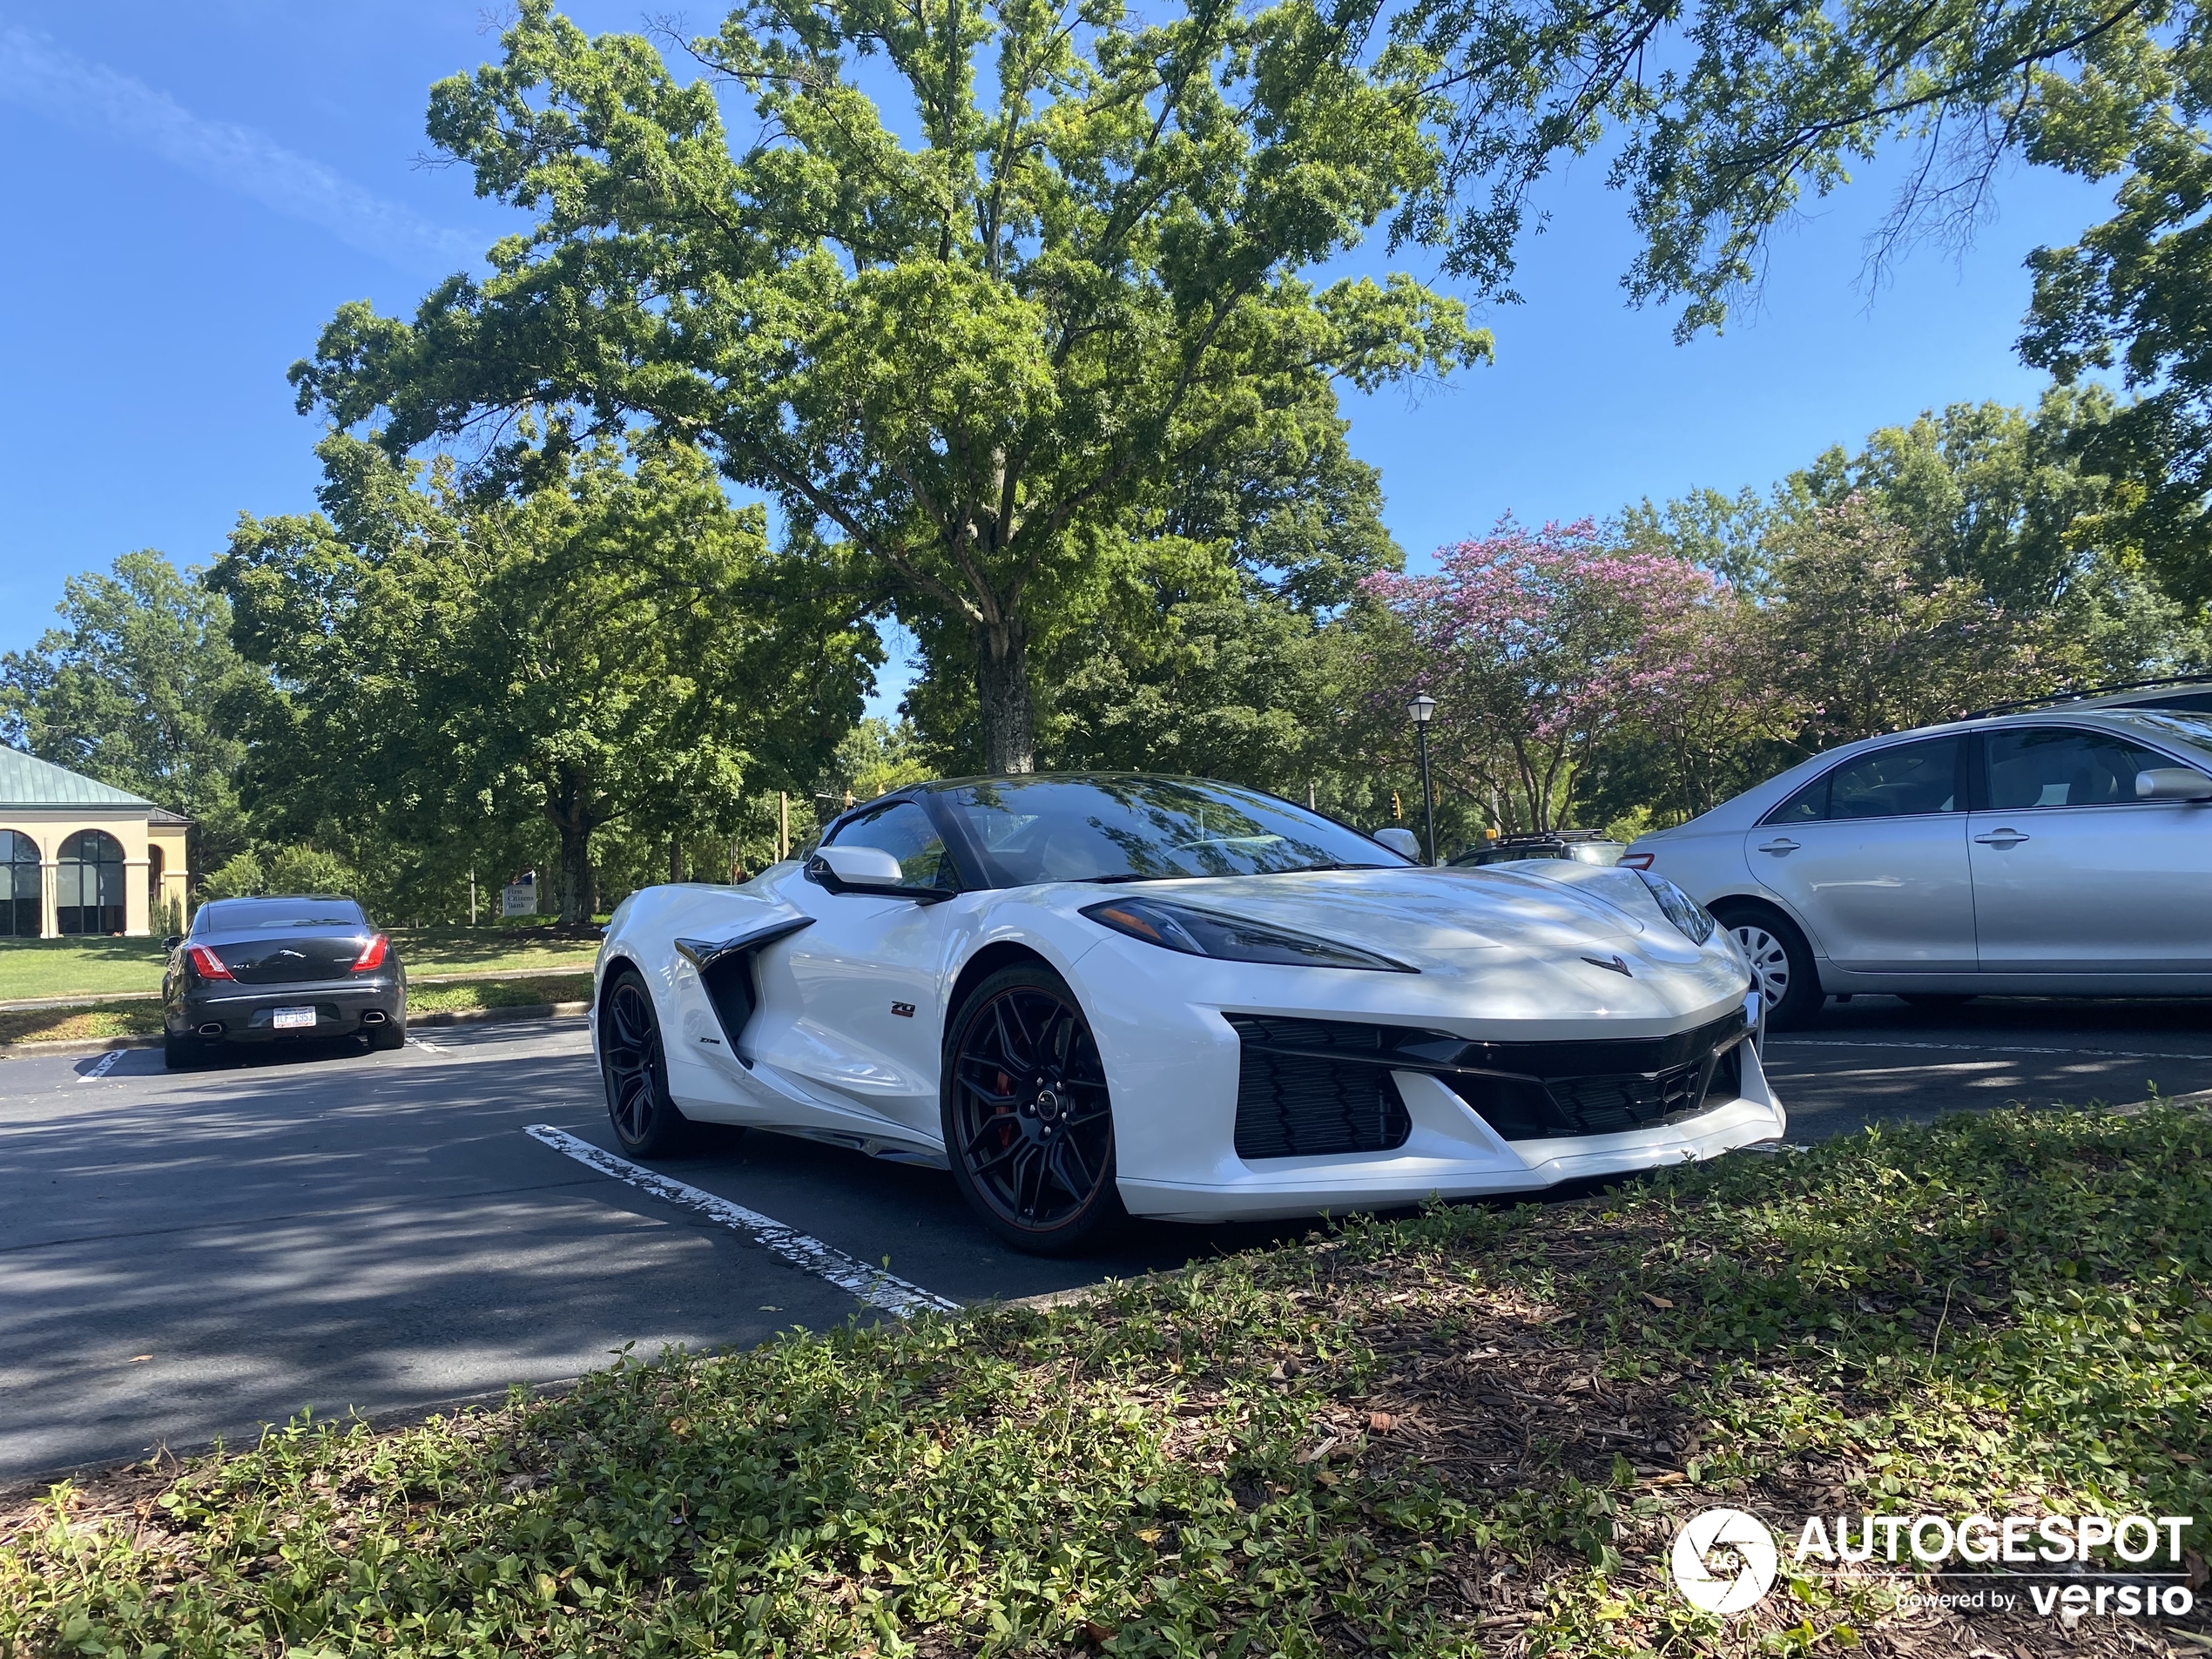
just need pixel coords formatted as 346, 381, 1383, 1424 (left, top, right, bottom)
544, 771, 597, 926
974, 615, 1035, 773
669, 835, 684, 884
556, 823, 592, 925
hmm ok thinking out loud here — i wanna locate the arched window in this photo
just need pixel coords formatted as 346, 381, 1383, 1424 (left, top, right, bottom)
0, 831, 38, 938
57, 829, 125, 935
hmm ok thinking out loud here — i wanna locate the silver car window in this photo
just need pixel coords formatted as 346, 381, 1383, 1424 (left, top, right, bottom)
1765, 736, 1961, 823
826, 800, 957, 891
1985, 727, 2169, 810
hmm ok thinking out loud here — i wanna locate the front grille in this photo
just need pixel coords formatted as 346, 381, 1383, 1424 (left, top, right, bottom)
1227, 1016, 1413, 1160
1224, 1008, 1750, 1154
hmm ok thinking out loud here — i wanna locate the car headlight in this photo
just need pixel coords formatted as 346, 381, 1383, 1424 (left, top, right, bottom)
1081, 896, 1416, 972
1636, 870, 1716, 945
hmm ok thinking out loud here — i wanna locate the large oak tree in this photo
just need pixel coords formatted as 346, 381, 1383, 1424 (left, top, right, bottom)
292, 0, 1485, 773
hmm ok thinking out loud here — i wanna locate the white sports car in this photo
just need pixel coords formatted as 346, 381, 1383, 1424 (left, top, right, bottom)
592, 774, 1784, 1251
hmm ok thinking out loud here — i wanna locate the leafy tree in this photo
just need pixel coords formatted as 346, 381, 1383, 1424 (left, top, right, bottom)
1384, 0, 2179, 329
212, 436, 875, 924
290, 0, 1486, 775
2022, 35, 2212, 594
1618, 486, 1773, 594
1360, 519, 1741, 831
829, 718, 935, 806
1759, 496, 2080, 751
200, 851, 267, 902
1633, 391, 2212, 684
265, 846, 357, 899
0, 551, 271, 869
1383, 0, 2212, 583
907, 382, 1401, 804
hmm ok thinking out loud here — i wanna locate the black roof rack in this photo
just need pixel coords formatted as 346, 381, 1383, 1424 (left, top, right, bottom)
1964, 672, 2212, 721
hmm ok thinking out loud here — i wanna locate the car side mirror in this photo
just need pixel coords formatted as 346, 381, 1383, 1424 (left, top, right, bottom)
2136, 766, 2212, 802
1372, 827, 1421, 860
806, 843, 948, 900
162, 934, 182, 950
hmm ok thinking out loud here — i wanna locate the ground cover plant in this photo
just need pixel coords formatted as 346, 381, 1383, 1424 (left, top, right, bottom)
0, 934, 597, 1005
0, 974, 595, 1044
4, 1102, 2206, 1656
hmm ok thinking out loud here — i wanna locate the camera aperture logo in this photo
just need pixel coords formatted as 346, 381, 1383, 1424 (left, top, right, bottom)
1670, 1508, 1780, 1614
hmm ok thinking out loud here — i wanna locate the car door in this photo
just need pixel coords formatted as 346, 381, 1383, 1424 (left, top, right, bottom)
1743, 733, 1976, 972
1968, 724, 2212, 974
757, 799, 968, 1139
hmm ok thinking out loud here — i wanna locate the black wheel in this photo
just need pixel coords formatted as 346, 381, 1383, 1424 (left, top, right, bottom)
943, 963, 1123, 1254
163, 1031, 206, 1070
367, 1020, 406, 1051
1898, 994, 1975, 1010
1713, 901, 1824, 1030
600, 972, 693, 1157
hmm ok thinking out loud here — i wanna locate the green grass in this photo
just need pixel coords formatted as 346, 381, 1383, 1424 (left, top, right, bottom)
0, 935, 166, 1001
0, 929, 597, 1003
4, 1103, 2205, 1656
0, 974, 597, 1045
405, 974, 595, 1015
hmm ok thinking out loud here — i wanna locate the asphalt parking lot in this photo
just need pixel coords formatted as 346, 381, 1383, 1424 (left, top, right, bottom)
4, 996, 2207, 1482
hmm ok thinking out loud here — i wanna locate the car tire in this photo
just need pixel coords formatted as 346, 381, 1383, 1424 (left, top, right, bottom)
942, 961, 1124, 1255
1712, 901, 1824, 1029
367, 1020, 406, 1051
599, 970, 695, 1158
162, 1031, 206, 1071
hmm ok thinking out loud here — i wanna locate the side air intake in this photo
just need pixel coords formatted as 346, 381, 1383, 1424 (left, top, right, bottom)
1225, 1015, 1413, 1160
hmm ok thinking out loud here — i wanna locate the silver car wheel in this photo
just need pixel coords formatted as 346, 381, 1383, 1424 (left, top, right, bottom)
1733, 923, 1792, 1007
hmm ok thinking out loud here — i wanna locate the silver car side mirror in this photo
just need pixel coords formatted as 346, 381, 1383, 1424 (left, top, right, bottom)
1372, 826, 1421, 860
2136, 766, 2212, 802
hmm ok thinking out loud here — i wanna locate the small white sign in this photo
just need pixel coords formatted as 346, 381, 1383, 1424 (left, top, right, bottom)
501, 877, 536, 918
272, 1007, 316, 1030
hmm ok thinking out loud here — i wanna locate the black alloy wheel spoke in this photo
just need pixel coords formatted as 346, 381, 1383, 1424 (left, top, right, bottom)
954, 1055, 1021, 1104
965, 1119, 1016, 1158
1049, 1132, 1094, 1197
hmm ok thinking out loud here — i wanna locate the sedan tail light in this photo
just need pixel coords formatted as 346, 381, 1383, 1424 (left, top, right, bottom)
187, 944, 233, 981
1618, 852, 1656, 871
352, 934, 390, 972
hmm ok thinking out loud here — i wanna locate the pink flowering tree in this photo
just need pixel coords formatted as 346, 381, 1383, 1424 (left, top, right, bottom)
1361, 518, 1754, 831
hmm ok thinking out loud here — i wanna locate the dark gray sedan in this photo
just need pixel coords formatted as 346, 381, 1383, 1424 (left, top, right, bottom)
163, 896, 407, 1068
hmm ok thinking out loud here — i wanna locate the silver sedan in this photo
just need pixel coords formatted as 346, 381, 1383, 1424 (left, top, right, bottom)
1622, 699, 2212, 1025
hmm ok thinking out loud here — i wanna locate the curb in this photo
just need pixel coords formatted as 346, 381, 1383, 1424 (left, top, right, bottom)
0, 1001, 590, 1060
412, 1001, 590, 1028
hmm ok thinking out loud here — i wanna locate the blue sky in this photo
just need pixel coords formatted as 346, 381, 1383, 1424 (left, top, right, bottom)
0, 3, 2119, 713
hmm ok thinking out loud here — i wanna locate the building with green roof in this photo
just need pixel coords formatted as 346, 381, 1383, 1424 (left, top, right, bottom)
0, 749, 192, 937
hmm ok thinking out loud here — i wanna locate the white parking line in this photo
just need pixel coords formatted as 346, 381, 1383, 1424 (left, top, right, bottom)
523, 1124, 960, 1319
1772, 1038, 2212, 1062
78, 1050, 123, 1082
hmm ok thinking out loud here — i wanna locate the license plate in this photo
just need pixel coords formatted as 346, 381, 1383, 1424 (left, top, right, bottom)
272, 1007, 317, 1029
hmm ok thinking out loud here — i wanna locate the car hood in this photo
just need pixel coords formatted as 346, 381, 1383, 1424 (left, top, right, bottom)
1039, 865, 1746, 1029
1059, 866, 1671, 961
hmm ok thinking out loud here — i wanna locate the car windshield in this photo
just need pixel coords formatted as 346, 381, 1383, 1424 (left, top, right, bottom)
2111, 709, 2212, 757
199, 898, 366, 931
935, 776, 1407, 887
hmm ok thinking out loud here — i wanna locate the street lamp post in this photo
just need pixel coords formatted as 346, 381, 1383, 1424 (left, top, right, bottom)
1407, 693, 1438, 866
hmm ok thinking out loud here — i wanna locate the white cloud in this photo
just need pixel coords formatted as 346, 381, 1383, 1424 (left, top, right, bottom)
0, 25, 477, 273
